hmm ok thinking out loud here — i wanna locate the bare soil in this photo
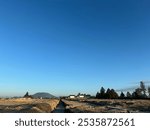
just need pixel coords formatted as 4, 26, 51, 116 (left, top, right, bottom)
0, 98, 59, 113
1, 98, 150, 113
62, 99, 150, 113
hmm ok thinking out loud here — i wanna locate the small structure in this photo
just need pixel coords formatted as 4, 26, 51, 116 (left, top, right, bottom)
78, 94, 85, 98
77, 94, 91, 99
68, 95, 76, 99
68, 94, 91, 99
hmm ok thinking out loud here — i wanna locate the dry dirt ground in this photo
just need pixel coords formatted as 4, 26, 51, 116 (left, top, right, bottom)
62, 99, 150, 113
1, 98, 150, 113
0, 98, 59, 113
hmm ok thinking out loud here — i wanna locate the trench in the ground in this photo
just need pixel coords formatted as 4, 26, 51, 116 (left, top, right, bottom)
52, 100, 69, 113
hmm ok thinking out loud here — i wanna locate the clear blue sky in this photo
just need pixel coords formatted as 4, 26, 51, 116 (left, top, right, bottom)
0, 0, 150, 97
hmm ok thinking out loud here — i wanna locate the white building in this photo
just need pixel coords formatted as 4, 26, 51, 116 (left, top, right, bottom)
69, 95, 76, 99
78, 95, 85, 98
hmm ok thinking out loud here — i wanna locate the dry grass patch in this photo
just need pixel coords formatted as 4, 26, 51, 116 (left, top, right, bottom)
0, 98, 59, 113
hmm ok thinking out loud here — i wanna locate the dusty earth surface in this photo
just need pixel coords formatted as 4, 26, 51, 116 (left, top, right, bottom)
62, 99, 150, 113
0, 98, 150, 113
0, 98, 59, 113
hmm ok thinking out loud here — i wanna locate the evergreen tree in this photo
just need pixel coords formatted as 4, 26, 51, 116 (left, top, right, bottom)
132, 88, 142, 99
77, 93, 81, 96
120, 92, 125, 99
109, 89, 118, 99
126, 91, 132, 99
96, 92, 100, 99
23, 92, 32, 98
113, 89, 119, 99
96, 87, 106, 99
105, 88, 111, 99
132, 91, 136, 99
24, 92, 29, 98
100, 87, 105, 98
140, 81, 146, 98
148, 87, 150, 98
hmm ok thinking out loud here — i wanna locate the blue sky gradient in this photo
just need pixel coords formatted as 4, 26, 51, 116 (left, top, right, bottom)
0, 0, 150, 97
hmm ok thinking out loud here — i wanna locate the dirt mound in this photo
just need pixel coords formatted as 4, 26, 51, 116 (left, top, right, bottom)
19, 103, 52, 113
0, 98, 59, 113
62, 99, 150, 113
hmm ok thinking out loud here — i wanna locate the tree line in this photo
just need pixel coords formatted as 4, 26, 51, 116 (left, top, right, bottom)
96, 81, 150, 99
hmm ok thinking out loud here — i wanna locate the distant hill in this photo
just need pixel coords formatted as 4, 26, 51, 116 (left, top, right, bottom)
32, 92, 56, 99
